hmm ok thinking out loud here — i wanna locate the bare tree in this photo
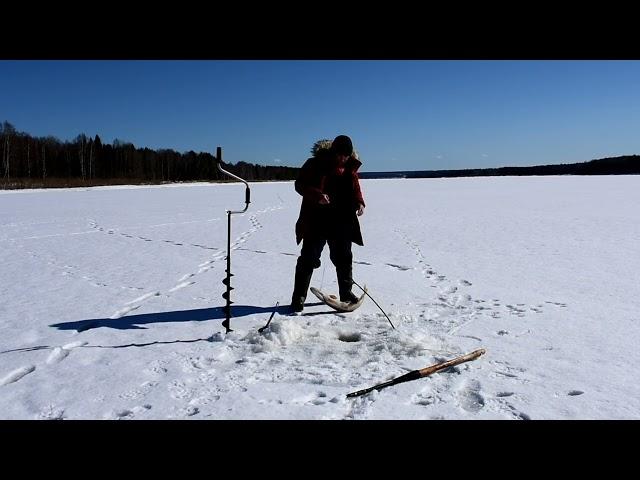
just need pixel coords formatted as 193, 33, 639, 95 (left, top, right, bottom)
76, 134, 87, 181
42, 143, 46, 182
2, 134, 8, 184
2, 122, 16, 186
27, 141, 31, 179
89, 138, 94, 180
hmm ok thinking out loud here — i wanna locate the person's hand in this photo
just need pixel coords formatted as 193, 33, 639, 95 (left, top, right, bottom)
357, 204, 365, 216
319, 194, 330, 205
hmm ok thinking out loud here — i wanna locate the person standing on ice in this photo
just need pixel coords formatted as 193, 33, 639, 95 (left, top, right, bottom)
290, 135, 366, 313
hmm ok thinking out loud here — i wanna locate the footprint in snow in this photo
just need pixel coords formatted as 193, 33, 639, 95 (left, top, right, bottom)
36, 405, 65, 420
110, 305, 141, 319
412, 390, 437, 406
291, 391, 329, 406
46, 348, 70, 365
168, 281, 196, 293
125, 291, 160, 305
1, 365, 36, 386
178, 406, 200, 417
105, 404, 152, 419
456, 379, 485, 413
386, 263, 412, 271
310, 391, 329, 405
496, 391, 515, 398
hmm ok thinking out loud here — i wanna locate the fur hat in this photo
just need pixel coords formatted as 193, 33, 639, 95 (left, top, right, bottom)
311, 137, 359, 160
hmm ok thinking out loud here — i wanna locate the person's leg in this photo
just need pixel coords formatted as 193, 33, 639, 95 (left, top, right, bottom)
328, 236, 357, 303
291, 237, 326, 311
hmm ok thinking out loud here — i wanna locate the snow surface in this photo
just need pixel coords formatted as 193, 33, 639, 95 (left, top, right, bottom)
1, 176, 639, 419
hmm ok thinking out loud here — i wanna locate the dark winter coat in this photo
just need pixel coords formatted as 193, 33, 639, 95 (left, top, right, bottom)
294, 147, 365, 246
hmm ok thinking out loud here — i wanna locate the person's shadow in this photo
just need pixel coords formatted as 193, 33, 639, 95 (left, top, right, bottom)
50, 302, 327, 332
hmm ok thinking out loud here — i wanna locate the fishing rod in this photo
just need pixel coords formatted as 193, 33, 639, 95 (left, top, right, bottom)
353, 279, 395, 330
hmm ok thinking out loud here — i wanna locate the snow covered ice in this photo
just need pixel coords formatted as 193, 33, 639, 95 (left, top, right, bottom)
1, 176, 639, 419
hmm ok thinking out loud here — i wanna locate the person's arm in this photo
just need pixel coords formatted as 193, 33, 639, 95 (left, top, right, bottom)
295, 159, 328, 204
353, 172, 365, 215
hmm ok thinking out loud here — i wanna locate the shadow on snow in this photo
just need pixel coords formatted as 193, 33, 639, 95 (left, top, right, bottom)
50, 302, 328, 332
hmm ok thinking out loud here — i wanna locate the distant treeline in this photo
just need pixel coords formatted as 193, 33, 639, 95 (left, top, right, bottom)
359, 155, 640, 179
0, 121, 299, 189
3, 121, 640, 189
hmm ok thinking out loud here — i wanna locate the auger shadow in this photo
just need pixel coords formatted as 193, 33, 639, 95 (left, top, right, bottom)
49, 302, 326, 332
0, 302, 335, 354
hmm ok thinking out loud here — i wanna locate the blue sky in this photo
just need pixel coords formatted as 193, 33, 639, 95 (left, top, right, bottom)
1, 60, 640, 172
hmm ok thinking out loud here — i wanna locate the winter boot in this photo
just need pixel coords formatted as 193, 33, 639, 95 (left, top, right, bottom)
291, 260, 313, 312
337, 265, 357, 304
290, 295, 305, 313
340, 290, 359, 304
